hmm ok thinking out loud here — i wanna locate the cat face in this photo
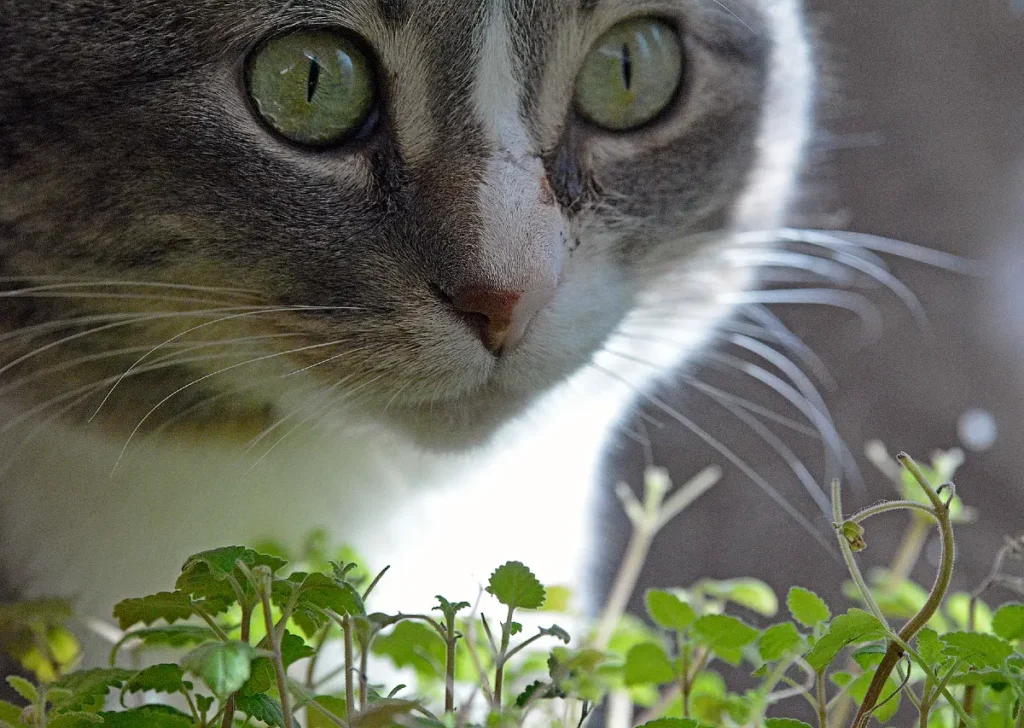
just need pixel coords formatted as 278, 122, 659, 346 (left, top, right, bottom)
0, 0, 810, 448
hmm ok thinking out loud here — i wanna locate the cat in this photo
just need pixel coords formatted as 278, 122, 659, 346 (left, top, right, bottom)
0, 0, 812, 654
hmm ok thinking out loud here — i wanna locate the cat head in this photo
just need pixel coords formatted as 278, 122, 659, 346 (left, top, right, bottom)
0, 0, 811, 449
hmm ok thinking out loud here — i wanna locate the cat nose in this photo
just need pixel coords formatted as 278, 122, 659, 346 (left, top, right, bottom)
450, 287, 554, 354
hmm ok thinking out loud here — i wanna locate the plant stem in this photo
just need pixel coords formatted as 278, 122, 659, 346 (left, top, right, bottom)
343, 614, 355, 718
849, 454, 956, 728
260, 579, 295, 728
442, 610, 457, 714
817, 670, 828, 728
493, 604, 514, 708
831, 480, 890, 629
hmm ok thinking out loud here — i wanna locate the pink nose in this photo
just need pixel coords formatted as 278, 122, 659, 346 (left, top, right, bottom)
451, 287, 554, 354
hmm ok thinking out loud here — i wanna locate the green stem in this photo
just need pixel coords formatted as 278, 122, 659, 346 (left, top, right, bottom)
849, 455, 956, 728
817, 670, 828, 728
850, 500, 938, 524
260, 579, 296, 728
343, 614, 355, 718
493, 604, 514, 708
192, 604, 230, 642
443, 612, 457, 714
831, 480, 890, 629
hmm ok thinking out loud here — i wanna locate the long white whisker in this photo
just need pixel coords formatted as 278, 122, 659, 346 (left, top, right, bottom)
0, 277, 266, 298
111, 338, 352, 474
89, 305, 358, 420
588, 361, 838, 556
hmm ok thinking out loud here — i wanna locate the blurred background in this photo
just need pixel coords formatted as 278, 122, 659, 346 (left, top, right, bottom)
601, 0, 1024, 618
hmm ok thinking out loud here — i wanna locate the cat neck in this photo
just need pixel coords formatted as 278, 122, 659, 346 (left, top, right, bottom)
0, 361, 648, 629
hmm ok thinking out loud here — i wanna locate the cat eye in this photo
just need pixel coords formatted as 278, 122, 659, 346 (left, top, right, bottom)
245, 29, 377, 148
574, 18, 684, 132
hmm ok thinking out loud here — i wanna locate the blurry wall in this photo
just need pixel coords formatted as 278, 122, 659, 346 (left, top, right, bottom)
604, 0, 1024, 614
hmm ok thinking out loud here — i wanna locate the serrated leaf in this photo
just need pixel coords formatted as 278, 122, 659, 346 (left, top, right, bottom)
787, 587, 830, 627
279, 631, 316, 669
112, 592, 193, 630
371, 621, 444, 679
236, 693, 287, 727
241, 657, 275, 696
917, 628, 944, 667
623, 643, 675, 686
97, 705, 193, 727
804, 609, 887, 672
182, 641, 254, 696
940, 632, 1014, 669
284, 572, 366, 630
692, 614, 760, 652
701, 578, 778, 617
758, 623, 803, 662
176, 547, 287, 606
508, 621, 523, 636
0, 701, 29, 728
195, 694, 215, 715
4, 677, 36, 704
993, 604, 1024, 641
433, 596, 470, 624
111, 624, 218, 663
765, 721, 814, 728
122, 664, 186, 695
646, 590, 696, 631
51, 669, 134, 712
486, 561, 546, 610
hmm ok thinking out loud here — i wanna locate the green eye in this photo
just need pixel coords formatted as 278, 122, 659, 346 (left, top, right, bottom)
246, 29, 377, 147
574, 18, 684, 132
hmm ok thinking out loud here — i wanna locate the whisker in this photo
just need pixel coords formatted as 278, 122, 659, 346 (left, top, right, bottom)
0, 333, 303, 399
0, 277, 267, 299
588, 361, 838, 556
739, 305, 835, 389
773, 228, 986, 275
89, 305, 360, 420
112, 338, 353, 474
718, 289, 884, 341
0, 306, 264, 378
601, 345, 830, 513
242, 372, 385, 475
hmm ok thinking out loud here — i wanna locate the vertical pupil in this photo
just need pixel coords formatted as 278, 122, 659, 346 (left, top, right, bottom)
307, 56, 321, 103
621, 42, 633, 90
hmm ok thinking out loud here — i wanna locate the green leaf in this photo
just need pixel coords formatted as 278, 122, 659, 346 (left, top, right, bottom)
787, 587, 830, 628
97, 705, 193, 728
176, 547, 287, 604
0, 700, 29, 728
433, 596, 470, 624
917, 628, 944, 667
122, 664, 186, 695
692, 614, 760, 652
645, 590, 696, 631
111, 592, 193, 630
4, 677, 36, 704
111, 624, 218, 663
182, 641, 255, 696
700, 579, 778, 617
539, 625, 572, 644
623, 643, 676, 686
279, 631, 316, 669
195, 694, 215, 715
804, 609, 887, 672
940, 632, 1014, 669
992, 604, 1024, 641
236, 693, 287, 727
241, 657, 275, 696
843, 672, 902, 722
349, 699, 419, 728
637, 720, 706, 728
372, 621, 444, 679
540, 586, 572, 612
47, 712, 104, 728
486, 562, 546, 611
853, 643, 886, 670
758, 623, 803, 662
765, 721, 814, 728
309, 695, 348, 728
51, 669, 134, 712
281, 572, 366, 630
